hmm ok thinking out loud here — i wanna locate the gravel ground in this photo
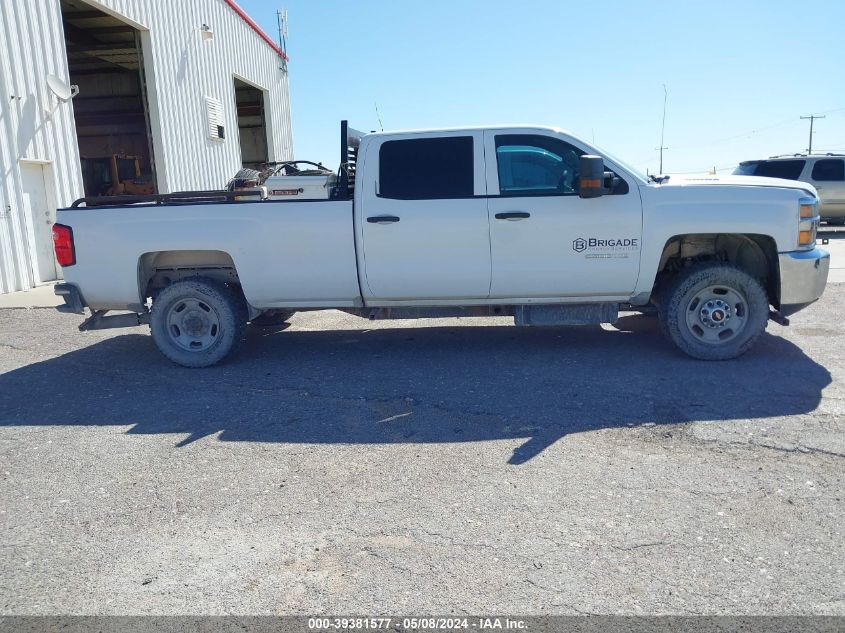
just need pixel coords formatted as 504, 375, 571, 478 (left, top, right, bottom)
0, 287, 843, 615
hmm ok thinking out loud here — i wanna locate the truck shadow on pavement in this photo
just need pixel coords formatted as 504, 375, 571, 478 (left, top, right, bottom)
0, 315, 832, 464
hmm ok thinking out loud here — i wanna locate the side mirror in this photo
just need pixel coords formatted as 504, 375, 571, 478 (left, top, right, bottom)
579, 155, 604, 198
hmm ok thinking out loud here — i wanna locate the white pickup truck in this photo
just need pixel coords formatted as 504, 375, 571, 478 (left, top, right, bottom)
53, 122, 830, 367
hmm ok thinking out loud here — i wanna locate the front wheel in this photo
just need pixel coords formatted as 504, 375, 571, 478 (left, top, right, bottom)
659, 263, 769, 360
150, 278, 247, 367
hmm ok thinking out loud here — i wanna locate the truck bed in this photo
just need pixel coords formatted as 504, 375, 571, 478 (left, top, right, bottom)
58, 199, 361, 311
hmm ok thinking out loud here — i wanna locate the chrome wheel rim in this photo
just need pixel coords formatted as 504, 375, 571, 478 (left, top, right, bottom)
684, 285, 748, 345
165, 298, 222, 352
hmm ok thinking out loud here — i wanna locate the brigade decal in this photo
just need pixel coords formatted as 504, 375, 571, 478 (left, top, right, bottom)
572, 237, 639, 258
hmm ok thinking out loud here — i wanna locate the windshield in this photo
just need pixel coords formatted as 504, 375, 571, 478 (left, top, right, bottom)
733, 162, 759, 176
589, 142, 649, 183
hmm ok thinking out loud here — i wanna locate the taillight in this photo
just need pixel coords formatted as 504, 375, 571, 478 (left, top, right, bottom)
52, 224, 76, 267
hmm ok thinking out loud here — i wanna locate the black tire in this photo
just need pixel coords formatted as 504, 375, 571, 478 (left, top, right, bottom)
150, 278, 248, 368
658, 263, 769, 360
250, 310, 294, 327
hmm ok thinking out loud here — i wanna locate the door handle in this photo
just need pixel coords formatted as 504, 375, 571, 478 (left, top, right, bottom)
367, 215, 401, 224
495, 212, 531, 220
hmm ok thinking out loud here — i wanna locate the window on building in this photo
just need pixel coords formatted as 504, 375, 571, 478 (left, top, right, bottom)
811, 159, 845, 182
379, 137, 474, 199
206, 97, 225, 141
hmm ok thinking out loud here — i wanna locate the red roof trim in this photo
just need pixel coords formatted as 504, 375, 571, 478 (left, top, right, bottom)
223, 0, 288, 61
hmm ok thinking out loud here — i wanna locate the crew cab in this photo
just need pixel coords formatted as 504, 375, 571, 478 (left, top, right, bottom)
52, 122, 830, 367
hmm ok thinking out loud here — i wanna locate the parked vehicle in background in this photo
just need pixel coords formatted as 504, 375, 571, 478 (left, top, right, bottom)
52, 122, 829, 367
734, 154, 845, 224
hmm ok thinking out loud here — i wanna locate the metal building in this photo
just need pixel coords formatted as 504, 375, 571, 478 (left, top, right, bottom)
0, 0, 293, 294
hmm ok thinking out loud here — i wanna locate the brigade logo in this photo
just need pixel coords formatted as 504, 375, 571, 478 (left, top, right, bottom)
573, 237, 639, 254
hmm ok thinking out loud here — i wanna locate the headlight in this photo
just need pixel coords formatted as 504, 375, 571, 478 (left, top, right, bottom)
798, 196, 819, 248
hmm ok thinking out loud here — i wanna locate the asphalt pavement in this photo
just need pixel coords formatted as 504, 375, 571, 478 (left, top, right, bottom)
0, 282, 843, 615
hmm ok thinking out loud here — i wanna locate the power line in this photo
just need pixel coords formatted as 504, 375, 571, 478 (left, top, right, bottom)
632, 106, 845, 169
668, 106, 845, 152
667, 116, 801, 151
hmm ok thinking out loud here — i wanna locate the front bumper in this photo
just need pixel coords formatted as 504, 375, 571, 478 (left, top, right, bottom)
778, 248, 830, 316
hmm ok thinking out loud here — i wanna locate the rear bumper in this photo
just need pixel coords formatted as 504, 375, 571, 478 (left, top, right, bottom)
54, 283, 86, 315
778, 248, 830, 316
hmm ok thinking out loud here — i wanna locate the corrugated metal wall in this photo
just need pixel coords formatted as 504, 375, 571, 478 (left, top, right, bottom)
95, 0, 294, 192
0, 0, 84, 294
0, 0, 293, 294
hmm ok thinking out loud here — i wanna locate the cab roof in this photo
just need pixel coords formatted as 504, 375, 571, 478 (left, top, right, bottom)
362, 124, 569, 138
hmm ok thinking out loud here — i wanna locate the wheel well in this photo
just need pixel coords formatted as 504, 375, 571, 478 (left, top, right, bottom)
139, 251, 243, 303
653, 234, 780, 307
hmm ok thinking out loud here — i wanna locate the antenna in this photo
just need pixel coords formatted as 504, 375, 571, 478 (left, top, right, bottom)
374, 102, 384, 132
276, 9, 288, 72
656, 84, 668, 174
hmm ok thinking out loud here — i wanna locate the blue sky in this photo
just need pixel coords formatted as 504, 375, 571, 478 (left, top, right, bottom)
238, 0, 845, 175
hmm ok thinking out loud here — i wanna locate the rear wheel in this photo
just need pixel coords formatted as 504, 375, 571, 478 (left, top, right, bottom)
150, 278, 247, 367
659, 263, 768, 360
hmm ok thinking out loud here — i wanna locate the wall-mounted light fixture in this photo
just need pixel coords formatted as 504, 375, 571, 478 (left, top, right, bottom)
201, 24, 214, 42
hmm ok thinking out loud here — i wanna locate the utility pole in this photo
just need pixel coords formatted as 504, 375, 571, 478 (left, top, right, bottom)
657, 84, 668, 174
800, 114, 825, 154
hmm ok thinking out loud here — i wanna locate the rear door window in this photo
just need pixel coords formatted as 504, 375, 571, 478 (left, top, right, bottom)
811, 159, 845, 182
379, 137, 474, 200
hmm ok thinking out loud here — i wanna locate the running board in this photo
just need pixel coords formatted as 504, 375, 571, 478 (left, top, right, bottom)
514, 303, 619, 326
79, 310, 150, 332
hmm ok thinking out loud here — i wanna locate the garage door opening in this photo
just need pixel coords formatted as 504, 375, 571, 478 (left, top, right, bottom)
61, 0, 157, 198
234, 78, 270, 169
